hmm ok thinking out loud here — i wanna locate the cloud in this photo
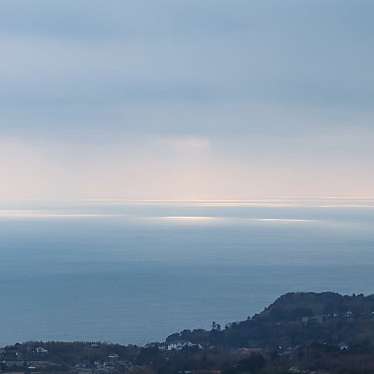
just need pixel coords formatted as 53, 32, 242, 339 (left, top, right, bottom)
158, 136, 211, 153
0, 1, 373, 200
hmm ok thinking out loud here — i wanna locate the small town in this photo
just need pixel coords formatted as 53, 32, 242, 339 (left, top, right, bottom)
2, 292, 374, 374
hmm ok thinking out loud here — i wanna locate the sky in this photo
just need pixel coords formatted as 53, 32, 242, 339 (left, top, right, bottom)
1, 0, 374, 201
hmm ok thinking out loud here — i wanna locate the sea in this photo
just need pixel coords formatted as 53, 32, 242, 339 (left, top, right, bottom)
1, 199, 374, 346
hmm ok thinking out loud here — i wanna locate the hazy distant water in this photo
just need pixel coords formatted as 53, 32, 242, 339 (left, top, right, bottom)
1, 200, 374, 346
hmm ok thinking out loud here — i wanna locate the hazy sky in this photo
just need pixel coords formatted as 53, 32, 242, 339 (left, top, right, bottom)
1, 0, 374, 201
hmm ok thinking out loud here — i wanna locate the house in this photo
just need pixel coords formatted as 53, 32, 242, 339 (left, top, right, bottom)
35, 347, 48, 355
339, 343, 349, 351
167, 342, 202, 351
108, 353, 120, 362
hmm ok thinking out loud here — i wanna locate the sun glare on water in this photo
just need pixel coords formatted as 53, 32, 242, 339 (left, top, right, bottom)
158, 216, 220, 223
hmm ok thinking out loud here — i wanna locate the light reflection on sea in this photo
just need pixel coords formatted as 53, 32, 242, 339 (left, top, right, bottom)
0, 199, 373, 346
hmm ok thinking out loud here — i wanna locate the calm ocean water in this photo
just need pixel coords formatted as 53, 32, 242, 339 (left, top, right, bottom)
1, 200, 374, 346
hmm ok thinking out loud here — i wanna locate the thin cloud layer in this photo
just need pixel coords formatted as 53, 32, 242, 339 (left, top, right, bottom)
0, 1, 373, 200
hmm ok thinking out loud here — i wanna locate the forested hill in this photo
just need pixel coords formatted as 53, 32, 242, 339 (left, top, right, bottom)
166, 292, 374, 349
259, 292, 374, 319
4, 292, 374, 374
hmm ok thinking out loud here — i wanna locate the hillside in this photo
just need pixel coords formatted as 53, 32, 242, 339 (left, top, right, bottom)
3, 292, 374, 374
166, 292, 374, 349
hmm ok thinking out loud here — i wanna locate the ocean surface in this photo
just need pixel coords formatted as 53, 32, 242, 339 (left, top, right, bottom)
1, 199, 374, 346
